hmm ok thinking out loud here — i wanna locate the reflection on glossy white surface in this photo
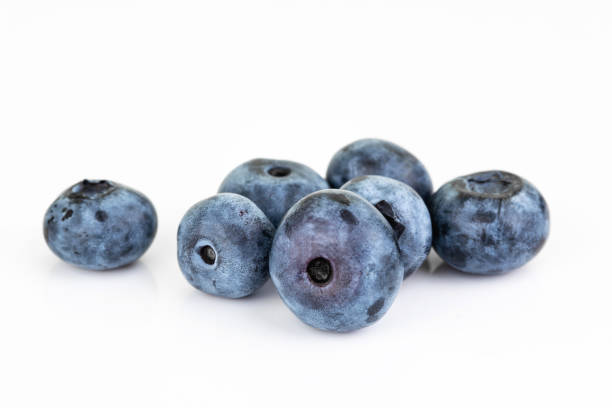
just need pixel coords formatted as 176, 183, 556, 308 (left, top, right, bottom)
44, 260, 157, 324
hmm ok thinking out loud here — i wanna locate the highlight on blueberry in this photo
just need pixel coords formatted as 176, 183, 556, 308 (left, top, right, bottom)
218, 158, 329, 227
43, 179, 157, 270
269, 189, 403, 332
341, 175, 432, 278
430, 170, 549, 275
326, 138, 433, 202
177, 193, 275, 298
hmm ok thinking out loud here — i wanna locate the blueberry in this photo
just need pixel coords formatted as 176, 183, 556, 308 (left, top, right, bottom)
218, 159, 329, 227
43, 179, 157, 270
326, 139, 433, 202
430, 170, 550, 275
177, 193, 275, 298
341, 175, 432, 278
269, 189, 403, 332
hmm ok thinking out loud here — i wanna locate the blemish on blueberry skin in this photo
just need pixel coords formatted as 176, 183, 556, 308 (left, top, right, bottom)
538, 196, 547, 214
438, 222, 450, 237
359, 158, 378, 172
472, 211, 496, 223
374, 200, 405, 239
327, 193, 351, 206
120, 245, 134, 257
480, 230, 496, 247
143, 213, 156, 238
95, 210, 108, 222
61, 209, 73, 221
446, 247, 468, 268
47, 216, 55, 225
340, 209, 358, 225
366, 298, 385, 322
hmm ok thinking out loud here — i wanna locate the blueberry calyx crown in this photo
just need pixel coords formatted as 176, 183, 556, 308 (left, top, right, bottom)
307, 257, 333, 286
453, 171, 523, 199
200, 245, 217, 265
268, 166, 292, 177
68, 179, 116, 200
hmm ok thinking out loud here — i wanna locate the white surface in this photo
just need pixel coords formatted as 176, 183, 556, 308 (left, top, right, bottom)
1, 1, 610, 407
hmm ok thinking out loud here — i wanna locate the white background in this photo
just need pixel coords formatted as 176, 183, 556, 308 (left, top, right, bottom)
1, 1, 610, 407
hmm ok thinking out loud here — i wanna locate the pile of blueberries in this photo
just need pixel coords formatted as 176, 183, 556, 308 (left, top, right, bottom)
44, 139, 550, 332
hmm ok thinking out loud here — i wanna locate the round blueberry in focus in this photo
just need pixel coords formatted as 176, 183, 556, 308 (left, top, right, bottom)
326, 138, 433, 202
430, 170, 550, 275
43, 179, 157, 270
177, 193, 275, 298
218, 158, 329, 227
270, 189, 403, 332
341, 175, 432, 278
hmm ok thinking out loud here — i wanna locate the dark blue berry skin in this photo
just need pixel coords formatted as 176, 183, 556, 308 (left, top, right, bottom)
269, 189, 403, 332
43, 180, 157, 270
326, 139, 433, 202
218, 159, 329, 227
177, 193, 275, 299
341, 175, 432, 278
430, 171, 550, 275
